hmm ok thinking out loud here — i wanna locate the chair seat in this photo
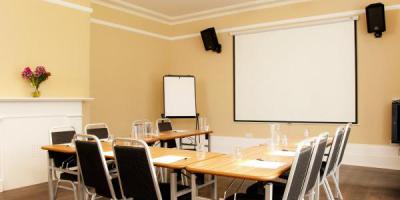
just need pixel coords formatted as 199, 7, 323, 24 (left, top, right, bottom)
60, 172, 78, 182
243, 181, 285, 200
159, 183, 191, 200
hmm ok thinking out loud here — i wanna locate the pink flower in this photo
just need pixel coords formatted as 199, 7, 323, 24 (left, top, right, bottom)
21, 67, 33, 79
34, 66, 46, 77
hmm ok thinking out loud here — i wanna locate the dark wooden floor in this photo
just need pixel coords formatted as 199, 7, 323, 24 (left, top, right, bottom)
0, 165, 399, 200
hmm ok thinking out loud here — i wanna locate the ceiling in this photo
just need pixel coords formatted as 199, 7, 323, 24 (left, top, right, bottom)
122, 0, 261, 17
94, 0, 308, 24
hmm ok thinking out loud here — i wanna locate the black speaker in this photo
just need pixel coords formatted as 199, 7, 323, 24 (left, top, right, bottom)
200, 27, 221, 53
392, 101, 400, 143
366, 3, 386, 38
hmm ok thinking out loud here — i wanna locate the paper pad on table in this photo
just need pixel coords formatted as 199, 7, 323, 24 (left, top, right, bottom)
153, 155, 188, 164
172, 130, 187, 133
271, 150, 296, 157
103, 151, 114, 157
240, 160, 285, 169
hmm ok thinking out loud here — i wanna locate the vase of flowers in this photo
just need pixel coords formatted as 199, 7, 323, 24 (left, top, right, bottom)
22, 66, 51, 97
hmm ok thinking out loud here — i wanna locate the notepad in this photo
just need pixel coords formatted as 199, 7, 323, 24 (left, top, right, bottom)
103, 151, 114, 157
152, 156, 188, 164
172, 130, 187, 133
240, 160, 285, 169
271, 150, 296, 157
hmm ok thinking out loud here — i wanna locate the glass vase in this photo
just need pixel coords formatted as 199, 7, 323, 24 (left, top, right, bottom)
32, 88, 40, 98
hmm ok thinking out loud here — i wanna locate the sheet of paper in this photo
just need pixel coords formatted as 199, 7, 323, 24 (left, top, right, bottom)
172, 130, 187, 133
152, 155, 188, 164
271, 150, 296, 157
103, 151, 114, 157
240, 160, 285, 169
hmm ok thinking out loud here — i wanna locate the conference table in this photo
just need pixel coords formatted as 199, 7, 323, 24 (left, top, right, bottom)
41, 132, 332, 200
41, 129, 214, 200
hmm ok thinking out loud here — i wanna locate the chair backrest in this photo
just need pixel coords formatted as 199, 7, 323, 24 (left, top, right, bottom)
337, 123, 352, 166
73, 134, 118, 199
322, 126, 345, 179
157, 118, 176, 148
49, 126, 77, 168
302, 133, 329, 196
112, 138, 162, 200
85, 123, 109, 139
282, 142, 313, 200
157, 118, 173, 132
49, 126, 76, 145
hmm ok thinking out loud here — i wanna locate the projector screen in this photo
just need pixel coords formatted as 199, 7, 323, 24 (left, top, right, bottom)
234, 20, 357, 123
163, 75, 197, 118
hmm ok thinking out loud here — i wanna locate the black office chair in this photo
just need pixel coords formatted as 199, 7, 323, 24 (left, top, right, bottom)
318, 126, 345, 200
85, 123, 110, 140
48, 126, 78, 200
157, 118, 177, 148
330, 123, 351, 199
73, 134, 122, 200
301, 133, 329, 199
225, 142, 314, 200
112, 138, 191, 200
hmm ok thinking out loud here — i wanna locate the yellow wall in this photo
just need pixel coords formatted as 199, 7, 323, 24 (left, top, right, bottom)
0, 0, 90, 97
169, 10, 400, 145
89, 0, 400, 145
89, 23, 170, 135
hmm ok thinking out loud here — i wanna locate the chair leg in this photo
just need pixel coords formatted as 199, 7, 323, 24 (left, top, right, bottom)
323, 179, 335, 200
70, 182, 79, 200
331, 175, 344, 200
322, 180, 333, 200
54, 181, 60, 199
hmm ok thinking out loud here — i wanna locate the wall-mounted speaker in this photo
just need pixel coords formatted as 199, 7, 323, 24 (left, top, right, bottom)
200, 27, 221, 53
366, 3, 386, 38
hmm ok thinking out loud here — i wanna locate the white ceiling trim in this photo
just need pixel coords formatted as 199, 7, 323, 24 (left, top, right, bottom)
91, 4, 400, 41
92, 0, 311, 25
43, 0, 93, 13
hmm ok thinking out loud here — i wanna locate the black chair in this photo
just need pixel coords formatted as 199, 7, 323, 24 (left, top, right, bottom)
319, 127, 345, 200
48, 126, 78, 200
112, 138, 191, 200
226, 142, 314, 200
85, 123, 110, 140
301, 133, 329, 199
157, 118, 177, 148
73, 134, 122, 200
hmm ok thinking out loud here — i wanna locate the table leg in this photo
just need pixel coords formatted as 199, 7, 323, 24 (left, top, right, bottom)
170, 172, 177, 200
179, 138, 182, 149
207, 133, 211, 152
212, 175, 218, 200
191, 174, 198, 200
264, 183, 273, 200
47, 158, 55, 200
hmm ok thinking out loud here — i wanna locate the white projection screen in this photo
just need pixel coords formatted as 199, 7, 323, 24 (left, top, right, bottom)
163, 75, 197, 118
234, 20, 357, 123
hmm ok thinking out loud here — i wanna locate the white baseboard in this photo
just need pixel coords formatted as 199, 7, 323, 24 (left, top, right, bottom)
0, 179, 3, 192
209, 136, 400, 170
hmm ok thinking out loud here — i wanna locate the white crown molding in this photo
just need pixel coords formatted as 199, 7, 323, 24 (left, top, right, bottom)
43, 0, 93, 13
91, 4, 400, 41
91, 18, 171, 40
92, 0, 311, 25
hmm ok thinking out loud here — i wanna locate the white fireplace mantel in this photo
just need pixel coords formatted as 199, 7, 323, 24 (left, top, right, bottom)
0, 97, 94, 102
0, 97, 92, 192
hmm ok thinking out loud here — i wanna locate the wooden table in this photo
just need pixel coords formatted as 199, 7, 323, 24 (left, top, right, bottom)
131, 130, 212, 150
41, 141, 223, 200
186, 137, 333, 200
